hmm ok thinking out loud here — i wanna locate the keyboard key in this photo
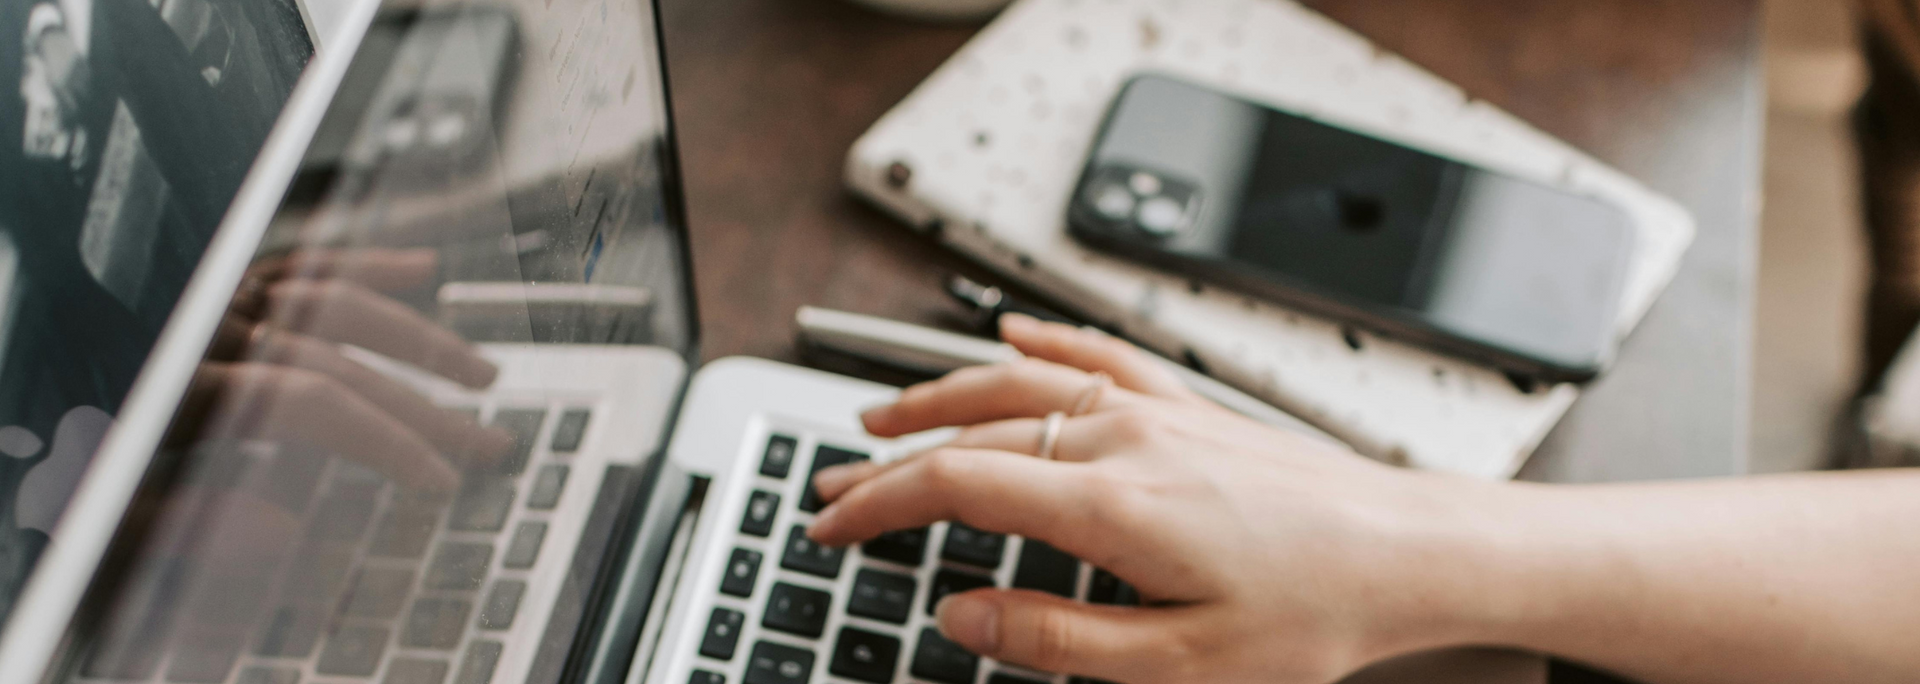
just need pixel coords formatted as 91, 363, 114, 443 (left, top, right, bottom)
861, 527, 928, 567
254, 604, 326, 657
847, 568, 915, 624
688, 671, 725, 684
235, 666, 299, 684
449, 478, 516, 532
402, 597, 473, 649
760, 435, 798, 478
478, 580, 525, 630
315, 625, 389, 676
1087, 569, 1140, 606
829, 627, 901, 684
990, 674, 1050, 684
941, 524, 1005, 569
279, 544, 354, 602
503, 521, 547, 569
780, 525, 845, 579
700, 608, 746, 661
425, 542, 492, 591
910, 628, 979, 684
166, 628, 243, 683
740, 490, 779, 537
550, 409, 592, 452
1012, 539, 1079, 598
762, 582, 832, 638
799, 446, 868, 512
720, 548, 763, 598
527, 465, 569, 510
745, 641, 815, 684
490, 409, 547, 474
306, 486, 381, 543
385, 658, 450, 684
369, 499, 444, 559
927, 569, 993, 616
342, 567, 417, 619
454, 640, 502, 684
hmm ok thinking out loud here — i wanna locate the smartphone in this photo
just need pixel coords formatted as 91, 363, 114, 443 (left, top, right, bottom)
1067, 74, 1637, 384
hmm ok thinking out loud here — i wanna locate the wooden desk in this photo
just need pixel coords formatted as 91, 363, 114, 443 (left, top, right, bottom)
660, 0, 1763, 681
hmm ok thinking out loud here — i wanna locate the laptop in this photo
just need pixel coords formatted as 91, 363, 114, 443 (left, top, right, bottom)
0, 0, 1142, 683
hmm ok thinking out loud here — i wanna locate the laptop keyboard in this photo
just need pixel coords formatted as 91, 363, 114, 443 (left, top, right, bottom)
686, 432, 1139, 684
85, 404, 594, 684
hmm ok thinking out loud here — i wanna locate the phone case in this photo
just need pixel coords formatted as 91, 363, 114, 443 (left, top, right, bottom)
845, 0, 1695, 479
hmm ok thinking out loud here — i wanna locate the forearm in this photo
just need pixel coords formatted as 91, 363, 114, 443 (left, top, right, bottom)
1430, 471, 1920, 683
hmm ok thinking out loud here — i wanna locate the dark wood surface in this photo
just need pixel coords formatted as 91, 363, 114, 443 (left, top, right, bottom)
663, 0, 1765, 484
659, 1, 1762, 681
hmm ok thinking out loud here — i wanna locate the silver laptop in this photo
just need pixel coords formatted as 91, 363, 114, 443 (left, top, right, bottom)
0, 1, 1136, 683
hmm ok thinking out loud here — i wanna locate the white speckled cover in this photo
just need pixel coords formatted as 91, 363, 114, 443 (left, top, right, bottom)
845, 0, 1694, 479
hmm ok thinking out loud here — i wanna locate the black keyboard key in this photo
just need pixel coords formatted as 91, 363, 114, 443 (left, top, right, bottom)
503, 521, 547, 569
315, 625, 389, 676
550, 409, 592, 452
1087, 569, 1140, 606
279, 544, 354, 602
403, 597, 473, 649
342, 567, 417, 619
910, 628, 979, 684
927, 570, 993, 616
478, 580, 525, 630
688, 671, 725, 684
700, 608, 746, 661
527, 465, 569, 510
454, 640, 502, 684
990, 675, 1050, 684
385, 658, 450, 684
861, 527, 929, 567
740, 490, 779, 537
369, 499, 444, 559
449, 478, 516, 532
760, 435, 799, 478
235, 666, 299, 684
780, 525, 845, 579
745, 641, 815, 684
720, 548, 763, 597
1012, 539, 1079, 598
829, 627, 901, 684
425, 542, 493, 591
799, 446, 868, 512
847, 568, 916, 624
763, 582, 832, 638
254, 604, 326, 657
306, 482, 381, 542
941, 524, 1006, 569
490, 409, 547, 474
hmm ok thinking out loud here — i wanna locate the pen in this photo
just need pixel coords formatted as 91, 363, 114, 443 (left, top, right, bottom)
794, 306, 1345, 447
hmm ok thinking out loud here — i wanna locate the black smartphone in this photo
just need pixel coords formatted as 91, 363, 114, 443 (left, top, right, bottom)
1067, 74, 1637, 384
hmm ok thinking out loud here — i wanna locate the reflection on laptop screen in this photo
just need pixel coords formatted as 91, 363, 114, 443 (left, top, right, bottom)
0, 0, 313, 623
22, 0, 698, 681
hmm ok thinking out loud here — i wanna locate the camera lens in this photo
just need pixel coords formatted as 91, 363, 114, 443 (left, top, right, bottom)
1092, 185, 1136, 220
1128, 171, 1163, 196
1136, 197, 1186, 236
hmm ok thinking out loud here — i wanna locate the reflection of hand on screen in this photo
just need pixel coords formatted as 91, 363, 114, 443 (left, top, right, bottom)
182, 248, 511, 492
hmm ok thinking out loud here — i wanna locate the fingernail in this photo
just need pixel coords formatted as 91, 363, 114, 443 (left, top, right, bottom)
935, 595, 1001, 655
809, 506, 840, 536
812, 463, 861, 493
860, 404, 896, 427
998, 312, 1039, 335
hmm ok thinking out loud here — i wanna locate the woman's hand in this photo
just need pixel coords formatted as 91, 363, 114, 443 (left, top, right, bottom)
807, 314, 1513, 684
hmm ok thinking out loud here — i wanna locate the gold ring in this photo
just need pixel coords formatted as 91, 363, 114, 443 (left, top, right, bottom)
1037, 411, 1066, 461
1069, 371, 1112, 417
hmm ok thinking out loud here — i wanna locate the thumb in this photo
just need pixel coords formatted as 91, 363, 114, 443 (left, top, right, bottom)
936, 589, 1191, 683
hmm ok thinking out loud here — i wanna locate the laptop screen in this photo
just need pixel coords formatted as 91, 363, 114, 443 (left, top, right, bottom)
0, 0, 314, 627
5, 0, 699, 680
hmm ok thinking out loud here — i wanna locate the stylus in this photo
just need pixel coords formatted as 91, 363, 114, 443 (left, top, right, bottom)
794, 306, 1345, 446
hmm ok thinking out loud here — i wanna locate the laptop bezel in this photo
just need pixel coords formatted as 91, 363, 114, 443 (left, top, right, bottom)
0, 0, 708, 677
